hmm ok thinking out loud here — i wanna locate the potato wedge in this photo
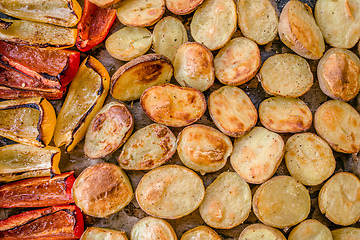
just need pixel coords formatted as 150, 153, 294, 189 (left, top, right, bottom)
314, 100, 360, 153
131, 217, 176, 240
214, 37, 261, 86
258, 53, 313, 98
239, 224, 286, 240
72, 162, 133, 218
190, 0, 237, 50
106, 27, 152, 61
253, 176, 310, 228
0, 0, 82, 27
319, 172, 360, 226
0, 97, 56, 147
84, 101, 134, 159
116, 0, 165, 27
166, 0, 203, 15
174, 42, 214, 91
278, 0, 325, 59
54, 56, 110, 153
317, 48, 360, 101
81, 227, 128, 240
199, 172, 251, 229
237, 0, 278, 45
0, 18, 77, 49
111, 54, 173, 101
259, 97, 312, 133
0, 144, 60, 183
141, 84, 206, 127
208, 86, 257, 137
288, 219, 332, 240
181, 226, 221, 240
315, 0, 360, 49
153, 16, 188, 62
332, 227, 360, 240
118, 123, 176, 170
136, 165, 205, 219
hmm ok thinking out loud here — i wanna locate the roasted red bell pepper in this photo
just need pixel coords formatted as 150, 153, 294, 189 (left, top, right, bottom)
0, 86, 65, 100
0, 205, 84, 240
0, 172, 75, 208
76, 0, 117, 52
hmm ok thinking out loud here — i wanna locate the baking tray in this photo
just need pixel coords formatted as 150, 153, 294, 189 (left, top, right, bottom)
1, 0, 360, 239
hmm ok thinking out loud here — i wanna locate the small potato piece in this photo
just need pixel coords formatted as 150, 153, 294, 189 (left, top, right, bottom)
230, 127, 284, 184
81, 227, 128, 240
111, 54, 173, 101
153, 16, 188, 62
190, 0, 237, 50
239, 224, 287, 240
237, 0, 278, 45
181, 226, 221, 240
116, 0, 165, 27
314, 100, 360, 153
84, 101, 134, 159
174, 42, 214, 91
166, 0, 203, 15
253, 176, 310, 228
258, 53, 313, 98
208, 86, 257, 137
199, 172, 251, 229
214, 37, 261, 86
118, 123, 176, 170
315, 0, 360, 49
141, 84, 206, 127
89, 0, 123, 8
317, 48, 360, 101
72, 162, 133, 218
288, 219, 332, 240
319, 172, 360, 226
105, 27, 152, 61
259, 97, 312, 133
135, 165, 205, 219
285, 133, 336, 186
131, 217, 176, 240
332, 227, 360, 240
278, 0, 325, 60
177, 124, 232, 174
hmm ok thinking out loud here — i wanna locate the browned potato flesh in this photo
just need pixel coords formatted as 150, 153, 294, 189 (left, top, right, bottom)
181, 226, 221, 240
259, 97, 312, 133
208, 86, 257, 137
80, 227, 128, 240
317, 48, 360, 101
332, 227, 360, 240
174, 42, 214, 91
84, 101, 134, 159
140, 84, 206, 127
239, 224, 287, 240
214, 37, 261, 86
319, 172, 360, 226
111, 54, 173, 102
288, 219, 332, 240
135, 165, 205, 219
314, 100, 360, 153
166, 0, 204, 15
118, 123, 176, 170
177, 124, 232, 174
131, 217, 177, 240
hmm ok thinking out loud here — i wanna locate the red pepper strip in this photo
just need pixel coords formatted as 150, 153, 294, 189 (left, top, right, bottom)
0, 86, 65, 100
76, 0, 116, 52
0, 172, 75, 208
0, 205, 84, 240
0, 41, 80, 90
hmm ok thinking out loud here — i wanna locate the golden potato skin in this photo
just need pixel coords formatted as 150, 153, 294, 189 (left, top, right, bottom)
208, 86, 257, 137
319, 172, 360, 226
84, 101, 134, 159
72, 162, 133, 218
317, 48, 360, 101
288, 219, 332, 240
278, 0, 325, 60
140, 84, 206, 127
131, 217, 177, 240
177, 124, 232, 174
314, 100, 360, 153
166, 0, 203, 15
332, 227, 360, 240
181, 226, 221, 240
80, 227, 128, 240
239, 224, 287, 240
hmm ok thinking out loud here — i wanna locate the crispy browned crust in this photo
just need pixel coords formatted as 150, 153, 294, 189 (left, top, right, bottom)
166, 0, 204, 15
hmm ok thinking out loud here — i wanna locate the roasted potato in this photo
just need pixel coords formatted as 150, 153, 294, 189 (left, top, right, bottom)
288, 219, 332, 240
131, 217, 176, 240
239, 224, 287, 240
89, 0, 123, 8
166, 0, 203, 15
181, 226, 221, 240
81, 227, 128, 240
332, 227, 360, 240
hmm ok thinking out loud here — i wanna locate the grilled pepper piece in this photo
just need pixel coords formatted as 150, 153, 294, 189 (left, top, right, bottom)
0, 0, 82, 27
76, 0, 117, 52
0, 205, 84, 239
0, 172, 74, 208
54, 56, 110, 153
0, 144, 61, 183
0, 18, 77, 49
0, 86, 65, 100
0, 41, 80, 91
0, 97, 56, 147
